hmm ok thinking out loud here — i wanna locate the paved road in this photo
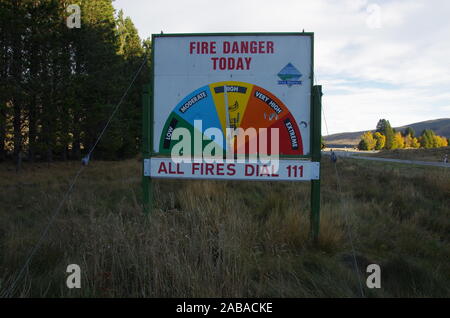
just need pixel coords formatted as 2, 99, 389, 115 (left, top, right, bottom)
323, 151, 450, 168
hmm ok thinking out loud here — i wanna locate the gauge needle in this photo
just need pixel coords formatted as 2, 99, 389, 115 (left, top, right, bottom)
224, 85, 232, 154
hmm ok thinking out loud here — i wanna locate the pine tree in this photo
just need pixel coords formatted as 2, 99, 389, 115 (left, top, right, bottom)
0, 0, 10, 161
384, 122, 395, 149
375, 119, 388, 133
0, 0, 147, 162
375, 119, 394, 149
404, 127, 415, 138
114, 9, 146, 159
420, 129, 436, 148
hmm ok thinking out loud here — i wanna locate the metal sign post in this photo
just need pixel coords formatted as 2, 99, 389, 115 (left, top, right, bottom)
142, 84, 152, 215
310, 85, 322, 242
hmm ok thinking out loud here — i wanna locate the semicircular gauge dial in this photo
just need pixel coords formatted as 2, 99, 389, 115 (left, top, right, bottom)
159, 81, 304, 157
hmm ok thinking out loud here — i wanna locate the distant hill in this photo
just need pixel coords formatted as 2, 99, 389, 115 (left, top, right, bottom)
324, 118, 450, 148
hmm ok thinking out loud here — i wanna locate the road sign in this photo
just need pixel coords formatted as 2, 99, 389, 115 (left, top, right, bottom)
142, 33, 321, 241
152, 33, 313, 157
144, 158, 319, 181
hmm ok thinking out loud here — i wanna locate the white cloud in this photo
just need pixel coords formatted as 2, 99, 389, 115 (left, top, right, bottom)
114, 0, 450, 134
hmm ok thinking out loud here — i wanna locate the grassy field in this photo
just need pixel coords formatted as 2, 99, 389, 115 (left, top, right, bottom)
365, 146, 450, 162
0, 156, 449, 297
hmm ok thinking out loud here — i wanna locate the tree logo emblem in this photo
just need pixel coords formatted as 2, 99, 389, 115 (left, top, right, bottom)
277, 63, 302, 86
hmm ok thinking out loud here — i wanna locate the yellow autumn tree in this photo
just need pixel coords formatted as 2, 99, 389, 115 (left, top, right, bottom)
433, 135, 449, 147
373, 132, 386, 150
404, 134, 413, 148
411, 137, 420, 148
392, 132, 405, 149
358, 131, 376, 150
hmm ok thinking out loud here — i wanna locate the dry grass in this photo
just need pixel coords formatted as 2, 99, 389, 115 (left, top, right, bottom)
368, 146, 450, 162
0, 156, 449, 297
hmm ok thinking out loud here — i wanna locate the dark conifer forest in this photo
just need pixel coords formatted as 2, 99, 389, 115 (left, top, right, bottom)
0, 0, 151, 165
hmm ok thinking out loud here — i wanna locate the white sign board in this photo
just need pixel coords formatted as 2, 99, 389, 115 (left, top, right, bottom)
152, 33, 313, 158
144, 158, 320, 181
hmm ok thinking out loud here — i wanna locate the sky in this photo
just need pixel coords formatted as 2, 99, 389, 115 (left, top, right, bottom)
113, 0, 450, 135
